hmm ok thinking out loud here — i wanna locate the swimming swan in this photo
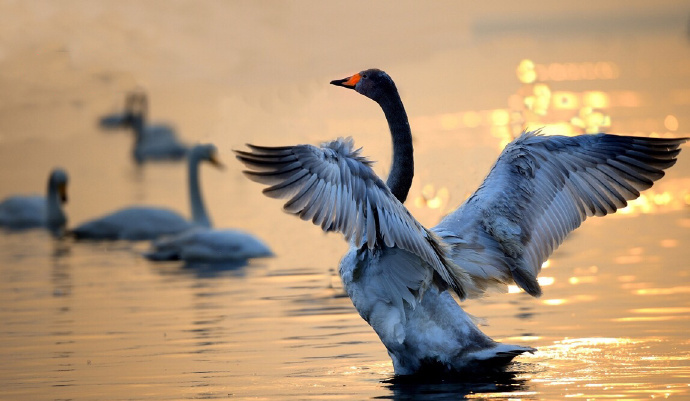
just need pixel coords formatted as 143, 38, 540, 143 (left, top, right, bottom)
100, 90, 188, 163
72, 144, 221, 241
235, 68, 687, 376
144, 228, 273, 263
0, 168, 68, 236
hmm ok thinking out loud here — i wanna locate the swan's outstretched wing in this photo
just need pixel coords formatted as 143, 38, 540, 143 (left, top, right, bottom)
235, 137, 474, 299
434, 131, 687, 297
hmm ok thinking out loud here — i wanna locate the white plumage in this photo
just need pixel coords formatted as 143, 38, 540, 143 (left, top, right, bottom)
0, 168, 69, 236
72, 144, 220, 241
236, 68, 686, 376
145, 228, 273, 262
100, 90, 188, 163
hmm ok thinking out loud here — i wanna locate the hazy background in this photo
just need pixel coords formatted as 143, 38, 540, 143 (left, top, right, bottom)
1, 1, 689, 399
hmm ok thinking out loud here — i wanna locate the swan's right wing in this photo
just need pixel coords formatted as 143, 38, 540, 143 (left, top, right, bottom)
235, 137, 475, 299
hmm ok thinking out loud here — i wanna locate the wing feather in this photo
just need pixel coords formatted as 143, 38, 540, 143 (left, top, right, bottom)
434, 131, 687, 297
236, 137, 475, 300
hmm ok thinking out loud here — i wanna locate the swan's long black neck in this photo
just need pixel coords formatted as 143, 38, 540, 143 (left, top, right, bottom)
379, 94, 413, 203
131, 115, 146, 144
188, 155, 212, 229
45, 180, 66, 235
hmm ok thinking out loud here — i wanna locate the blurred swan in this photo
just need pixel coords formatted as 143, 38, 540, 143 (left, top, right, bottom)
236, 68, 687, 376
0, 168, 68, 236
100, 90, 188, 163
144, 228, 273, 263
143, 154, 273, 262
72, 144, 221, 241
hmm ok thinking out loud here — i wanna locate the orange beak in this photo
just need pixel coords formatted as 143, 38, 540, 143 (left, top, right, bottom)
330, 73, 361, 89
209, 153, 225, 170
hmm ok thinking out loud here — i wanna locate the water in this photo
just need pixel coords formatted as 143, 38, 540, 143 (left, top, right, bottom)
1, 2, 690, 399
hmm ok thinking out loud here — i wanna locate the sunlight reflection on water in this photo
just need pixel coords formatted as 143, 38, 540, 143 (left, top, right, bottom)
1, 2, 689, 400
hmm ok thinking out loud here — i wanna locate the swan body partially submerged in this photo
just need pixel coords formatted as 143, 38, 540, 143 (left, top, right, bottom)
145, 228, 273, 262
100, 90, 188, 163
236, 69, 687, 376
0, 168, 69, 236
72, 207, 193, 241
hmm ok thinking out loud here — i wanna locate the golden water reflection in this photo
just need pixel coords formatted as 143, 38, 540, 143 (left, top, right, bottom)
0, 2, 688, 399
525, 337, 690, 399
411, 57, 689, 220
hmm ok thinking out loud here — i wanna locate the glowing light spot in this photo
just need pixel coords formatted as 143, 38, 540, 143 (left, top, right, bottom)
664, 115, 679, 131
552, 91, 579, 110
632, 307, 690, 314
653, 191, 672, 205
422, 184, 435, 199
583, 91, 609, 108
516, 59, 537, 84
415, 184, 450, 210
508, 285, 521, 294
529, 83, 552, 115
490, 125, 511, 141
533, 83, 551, 97
491, 109, 510, 126
498, 138, 512, 150
462, 111, 482, 128
538, 276, 555, 286
546, 122, 575, 136
543, 298, 566, 306
635, 286, 690, 295
614, 316, 678, 322
541, 260, 551, 269
569, 276, 598, 285
557, 337, 634, 346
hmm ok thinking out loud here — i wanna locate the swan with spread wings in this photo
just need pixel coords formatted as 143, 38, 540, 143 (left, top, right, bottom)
236, 68, 686, 376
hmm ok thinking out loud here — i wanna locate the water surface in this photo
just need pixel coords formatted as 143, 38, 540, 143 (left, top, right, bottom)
1, 2, 689, 399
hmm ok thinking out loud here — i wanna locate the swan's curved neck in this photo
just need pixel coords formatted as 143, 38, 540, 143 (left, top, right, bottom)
188, 155, 212, 228
45, 182, 66, 234
131, 115, 146, 143
379, 94, 414, 203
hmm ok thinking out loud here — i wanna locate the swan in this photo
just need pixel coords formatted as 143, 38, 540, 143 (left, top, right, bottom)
0, 168, 68, 236
144, 228, 273, 263
72, 144, 221, 241
142, 152, 273, 262
100, 90, 188, 163
235, 68, 687, 376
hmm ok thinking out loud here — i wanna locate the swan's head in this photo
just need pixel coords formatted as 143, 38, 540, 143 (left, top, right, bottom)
123, 89, 149, 124
330, 69, 398, 103
48, 168, 69, 204
190, 144, 224, 169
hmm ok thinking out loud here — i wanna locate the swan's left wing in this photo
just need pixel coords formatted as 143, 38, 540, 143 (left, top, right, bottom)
235, 137, 474, 299
434, 131, 686, 297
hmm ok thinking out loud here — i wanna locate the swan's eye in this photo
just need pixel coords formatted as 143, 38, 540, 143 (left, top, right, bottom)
362, 73, 368, 79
